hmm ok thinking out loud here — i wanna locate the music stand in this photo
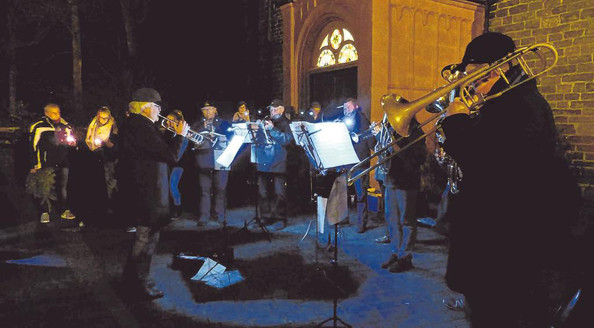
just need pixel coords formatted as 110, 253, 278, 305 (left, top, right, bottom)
233, 122, 272, 241
290, 121, 357, 328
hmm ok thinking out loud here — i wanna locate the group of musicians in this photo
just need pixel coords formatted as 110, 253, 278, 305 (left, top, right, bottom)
28, 32, 585, 326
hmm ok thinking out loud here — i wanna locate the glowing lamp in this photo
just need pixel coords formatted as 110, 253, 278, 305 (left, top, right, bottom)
344, 117, 354, 127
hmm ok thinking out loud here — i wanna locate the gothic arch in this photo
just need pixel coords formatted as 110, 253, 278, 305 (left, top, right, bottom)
294, 4, 359, 109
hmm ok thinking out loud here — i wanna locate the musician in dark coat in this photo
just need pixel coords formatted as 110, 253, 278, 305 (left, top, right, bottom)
441, 33, 581, 326
339, 98, 375, 233
119, 88, 188, 299
378, 116, 426, 273
190, 102, 232, 226
254, 99, 293, 230
303, 101, 323, 123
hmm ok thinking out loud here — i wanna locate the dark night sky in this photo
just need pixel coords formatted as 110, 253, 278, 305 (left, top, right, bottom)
2, 0, 263, 124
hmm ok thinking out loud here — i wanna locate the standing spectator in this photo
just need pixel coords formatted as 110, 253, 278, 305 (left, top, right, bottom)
85, 106, 118, 204
190, 102, 232, 227
159, 109, 188, 219
29, 103, 77, 223
119, 88, 188, 299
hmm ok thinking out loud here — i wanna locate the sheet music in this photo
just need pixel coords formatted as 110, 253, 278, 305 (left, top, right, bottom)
290, 121, 359, 170
231, 123, 252, 143
216, 131, 247, 168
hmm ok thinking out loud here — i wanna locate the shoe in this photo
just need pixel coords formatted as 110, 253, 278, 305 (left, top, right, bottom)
374, 235, 391, 244
417, 217, 437, 228
443, 296, 465, 311
171, 206, 182, 220
357, 225, 367, 234
388, 254, 413, 273
137, 282, 164, 300
40, 212, 50, 223
205, 220, 222, 228
61, 210, 76, 220
126, 226, 137, 233
270, 220, 287, 231
381, 253, 399, 269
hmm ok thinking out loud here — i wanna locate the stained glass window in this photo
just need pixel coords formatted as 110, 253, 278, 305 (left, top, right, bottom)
316, 28, 358, 68
343, 29, 354, 42
338, 44, 358, 63
317, 49, 336, 67
320, 35, 329, 49
330, 29, 342, 49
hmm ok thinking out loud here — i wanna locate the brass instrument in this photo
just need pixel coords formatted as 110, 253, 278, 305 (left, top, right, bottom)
347, 43, 558, 186
248, 116, 273, 144
434, 116, 463, 194
351, 121, 379, 143
158, 114, 221, 147
374, 113, 394, 177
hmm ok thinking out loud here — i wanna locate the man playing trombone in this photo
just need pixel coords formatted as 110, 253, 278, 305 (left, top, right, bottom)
439, 33, 581, 326
377, 114, 427, 273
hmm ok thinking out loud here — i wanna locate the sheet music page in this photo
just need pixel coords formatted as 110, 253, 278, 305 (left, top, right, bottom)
216, 132, 247, 168
290, 122, 359, 169
231, 122, 252, 143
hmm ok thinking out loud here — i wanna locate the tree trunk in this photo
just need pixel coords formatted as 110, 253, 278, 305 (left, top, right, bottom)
68, 0, 83, 116
119, 0, 137, 58
7, 0, 17, 119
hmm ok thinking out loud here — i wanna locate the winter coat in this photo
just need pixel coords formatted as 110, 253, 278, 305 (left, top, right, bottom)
255, 115, 293, 173
441, 76, 581, 294
116, 114, 187, 229
29, 116, 72, 169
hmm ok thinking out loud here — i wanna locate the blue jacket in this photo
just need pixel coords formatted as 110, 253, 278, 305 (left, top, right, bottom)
255, 115, 293, 173
190, 116, 232, 170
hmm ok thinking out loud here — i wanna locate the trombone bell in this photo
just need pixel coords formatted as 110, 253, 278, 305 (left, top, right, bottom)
381, 94, 412, 137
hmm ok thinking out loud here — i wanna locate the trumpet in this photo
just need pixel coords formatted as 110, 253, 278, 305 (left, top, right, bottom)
347, 43, 558, 186
158, 114, 220, 146
350, 121, 380, 143
249, 116, 273, 144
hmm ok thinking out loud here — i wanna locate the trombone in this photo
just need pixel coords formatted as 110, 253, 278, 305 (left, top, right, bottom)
347, 43, 558, 186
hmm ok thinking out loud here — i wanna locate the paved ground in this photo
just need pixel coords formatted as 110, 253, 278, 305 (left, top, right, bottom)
0, 206, 472, 328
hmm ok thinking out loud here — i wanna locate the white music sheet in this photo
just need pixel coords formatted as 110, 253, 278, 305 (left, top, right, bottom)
290, 121, 359, 170
215, 132, 247, 168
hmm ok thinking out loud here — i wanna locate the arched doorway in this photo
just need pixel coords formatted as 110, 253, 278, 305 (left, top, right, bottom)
308, 26, 359, 114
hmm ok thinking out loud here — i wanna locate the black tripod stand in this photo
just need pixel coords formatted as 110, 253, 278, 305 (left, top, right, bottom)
315, 223, 351, 328
298, 124, 351, 328
240, 124, 271, 241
